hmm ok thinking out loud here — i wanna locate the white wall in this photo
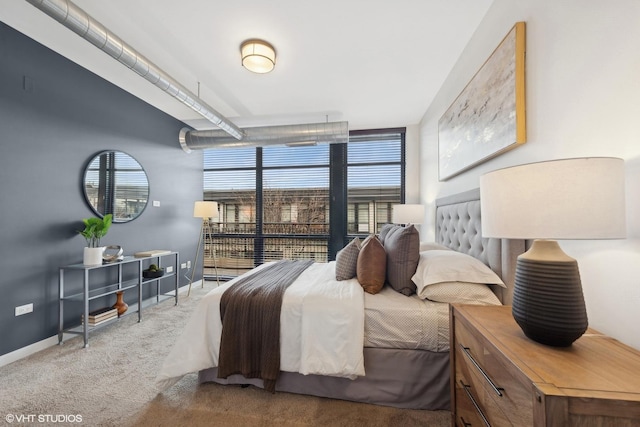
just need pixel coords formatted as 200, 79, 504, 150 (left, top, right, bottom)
405, 124, 421, 204
419, 0, 640, 350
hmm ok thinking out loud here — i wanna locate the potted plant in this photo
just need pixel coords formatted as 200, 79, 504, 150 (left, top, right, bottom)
79, 214, 113, 265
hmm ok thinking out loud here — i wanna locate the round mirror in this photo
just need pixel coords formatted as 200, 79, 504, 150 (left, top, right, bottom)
83, 150, 149, 223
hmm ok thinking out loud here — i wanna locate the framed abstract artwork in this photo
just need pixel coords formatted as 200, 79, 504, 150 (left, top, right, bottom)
438, 22, 526, 181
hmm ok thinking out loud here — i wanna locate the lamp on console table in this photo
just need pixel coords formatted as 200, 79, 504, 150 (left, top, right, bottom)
480, 157, 626, 347
392, 204, 425, 226
189, 201, 220, 296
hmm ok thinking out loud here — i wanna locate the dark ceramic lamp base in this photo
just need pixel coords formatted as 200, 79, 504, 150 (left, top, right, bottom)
512, 240, 588, 347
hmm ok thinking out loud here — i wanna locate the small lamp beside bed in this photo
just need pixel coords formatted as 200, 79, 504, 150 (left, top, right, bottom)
392, 204, 425, 226
480, 157, 626, 347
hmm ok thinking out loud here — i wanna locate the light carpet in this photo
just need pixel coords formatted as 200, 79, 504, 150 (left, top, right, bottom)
0, 281, 450, 426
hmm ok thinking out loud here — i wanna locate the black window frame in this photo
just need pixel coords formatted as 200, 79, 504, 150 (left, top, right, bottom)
203, 127, 406, 273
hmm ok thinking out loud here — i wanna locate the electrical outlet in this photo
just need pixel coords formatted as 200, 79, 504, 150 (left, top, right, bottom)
15, 303, 33, 316
166, 266, 174, 273
152, 200, 160, 207
181, 263, 187, 269
187, 260, 191, 269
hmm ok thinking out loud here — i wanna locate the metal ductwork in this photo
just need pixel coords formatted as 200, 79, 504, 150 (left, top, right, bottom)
179, 121, 349, 152
27, 0, 350, 151
26, 0, 245, 140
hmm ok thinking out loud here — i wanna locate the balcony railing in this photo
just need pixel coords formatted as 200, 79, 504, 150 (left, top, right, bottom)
202, 223, 329, 278
210, 222, 329, 235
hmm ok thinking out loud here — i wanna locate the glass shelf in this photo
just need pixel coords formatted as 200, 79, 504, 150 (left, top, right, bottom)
58, 251, 180, 347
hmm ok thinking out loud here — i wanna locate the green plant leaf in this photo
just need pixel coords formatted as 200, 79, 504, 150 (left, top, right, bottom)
78, 214, 113, 247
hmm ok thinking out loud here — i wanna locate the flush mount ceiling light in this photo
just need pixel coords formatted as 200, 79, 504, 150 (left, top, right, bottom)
240, 39, 276, 73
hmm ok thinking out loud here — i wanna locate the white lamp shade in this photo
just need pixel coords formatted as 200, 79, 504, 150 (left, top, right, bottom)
480, 157, 626, 239
241, 39, 276, 73
193, 201, 218, 219
392, 204, 425, 225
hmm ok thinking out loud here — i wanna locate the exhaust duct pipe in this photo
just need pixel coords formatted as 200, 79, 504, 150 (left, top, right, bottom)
26, 0, 245, 140
179, 121, 349, 152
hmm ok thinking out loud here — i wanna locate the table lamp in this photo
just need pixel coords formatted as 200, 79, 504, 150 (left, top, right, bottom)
480, 157, 626, 346
392, 204, 425, 225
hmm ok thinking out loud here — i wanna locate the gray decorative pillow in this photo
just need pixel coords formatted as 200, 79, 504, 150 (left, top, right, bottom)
381, 224, 420, 296
378, 223, 395, 246
335, 237, 361, 281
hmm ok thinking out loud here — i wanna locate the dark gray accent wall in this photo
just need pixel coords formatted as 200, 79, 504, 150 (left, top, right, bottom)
0, 22, 204, 356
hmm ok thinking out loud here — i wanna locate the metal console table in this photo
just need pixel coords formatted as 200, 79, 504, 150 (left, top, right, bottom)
58, 251, 179, 347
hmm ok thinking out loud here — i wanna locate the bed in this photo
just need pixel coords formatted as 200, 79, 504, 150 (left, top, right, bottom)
156, 189, 525, 410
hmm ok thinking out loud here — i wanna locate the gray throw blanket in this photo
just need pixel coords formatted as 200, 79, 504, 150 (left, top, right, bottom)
217, 259, 314, 392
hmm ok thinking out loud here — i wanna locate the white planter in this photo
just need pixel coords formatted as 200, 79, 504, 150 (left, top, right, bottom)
83, 247, 105, 266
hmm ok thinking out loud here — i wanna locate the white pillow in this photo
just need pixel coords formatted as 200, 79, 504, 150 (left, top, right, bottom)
419, 242, 452, 252
411, 250, 505, 290
420, 281, 501, 305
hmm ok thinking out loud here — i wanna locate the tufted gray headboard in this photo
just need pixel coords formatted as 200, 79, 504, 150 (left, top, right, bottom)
435, 188, 525, 305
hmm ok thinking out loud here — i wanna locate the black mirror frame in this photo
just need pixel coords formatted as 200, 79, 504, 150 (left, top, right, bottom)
82, 150, 150, 223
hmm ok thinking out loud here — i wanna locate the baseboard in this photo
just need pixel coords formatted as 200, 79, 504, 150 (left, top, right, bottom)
0, 336, 59, 368
0, 281, 200, 368
166, 282, 198, 296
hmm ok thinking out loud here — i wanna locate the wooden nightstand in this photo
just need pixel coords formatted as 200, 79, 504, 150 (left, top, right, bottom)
450, 304, 640, 426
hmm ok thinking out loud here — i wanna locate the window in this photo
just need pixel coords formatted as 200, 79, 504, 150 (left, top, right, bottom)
262, 145, 330, 263
203, 148, 256, 274
347, 129, 404, 236
203, 128, 405, 277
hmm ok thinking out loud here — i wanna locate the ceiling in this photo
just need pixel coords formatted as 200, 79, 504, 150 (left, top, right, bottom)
1, 0, 493, 132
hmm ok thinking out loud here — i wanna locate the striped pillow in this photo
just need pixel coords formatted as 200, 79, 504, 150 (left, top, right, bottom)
335, 237, 361, 280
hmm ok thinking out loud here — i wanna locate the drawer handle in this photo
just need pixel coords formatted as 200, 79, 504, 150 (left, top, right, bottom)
460, 343, 504, 397
460, 380, 491, 427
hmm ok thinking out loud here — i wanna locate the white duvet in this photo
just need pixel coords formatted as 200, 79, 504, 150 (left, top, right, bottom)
156, 262, 365, 390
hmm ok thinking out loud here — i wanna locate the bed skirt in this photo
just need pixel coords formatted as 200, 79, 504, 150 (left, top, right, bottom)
198, 347, 450, 410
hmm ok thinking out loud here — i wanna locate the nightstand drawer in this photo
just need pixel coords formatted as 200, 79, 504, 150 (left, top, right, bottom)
454, 316, 533, 426
451, 305, 640, 427
455, 348, 511, 426
454, 376, 490, 427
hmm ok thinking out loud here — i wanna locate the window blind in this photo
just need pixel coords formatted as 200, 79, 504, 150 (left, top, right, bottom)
203, 128, 405, 276
347, 129, 404, 235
